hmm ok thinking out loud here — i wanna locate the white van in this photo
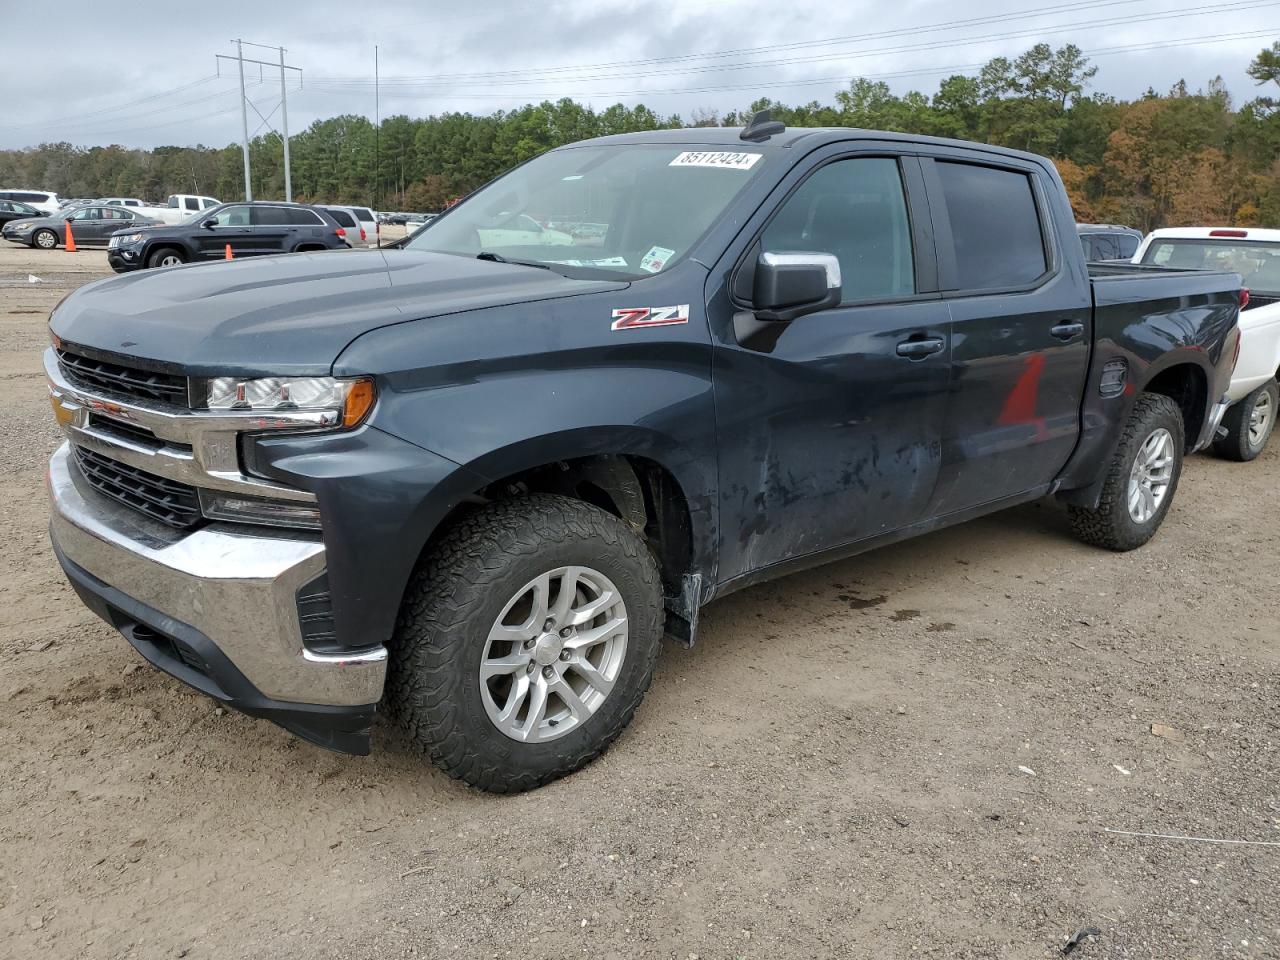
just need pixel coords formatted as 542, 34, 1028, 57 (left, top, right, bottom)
0, 189, 61, 215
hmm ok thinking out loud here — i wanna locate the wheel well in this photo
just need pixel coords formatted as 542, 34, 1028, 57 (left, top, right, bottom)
1143, 363, 1207, 449
147, 244, 184, 260
426, 455, 697, 639
295, 243, 325, 252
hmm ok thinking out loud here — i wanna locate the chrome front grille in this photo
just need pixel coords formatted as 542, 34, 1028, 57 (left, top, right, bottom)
56, 348, 188, 405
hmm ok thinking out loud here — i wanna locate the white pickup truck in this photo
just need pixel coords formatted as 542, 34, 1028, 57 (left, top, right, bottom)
1134, 227, 1280, 461
125, 194, 222, 225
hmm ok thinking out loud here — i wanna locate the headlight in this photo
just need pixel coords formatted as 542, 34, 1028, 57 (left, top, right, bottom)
116, 232, 144, 244
203, 375, 376, 429
10, 221, 34, 231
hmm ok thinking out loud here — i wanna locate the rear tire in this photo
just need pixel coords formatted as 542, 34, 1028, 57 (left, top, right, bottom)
33, 229, 57, 250
1068, 393, 1185, 552
1213, 380, 1277, 462
146, 248, 185, 269
387, 495, 664, 793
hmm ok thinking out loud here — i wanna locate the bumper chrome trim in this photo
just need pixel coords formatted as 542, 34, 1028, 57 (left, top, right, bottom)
48, 442, 386, 706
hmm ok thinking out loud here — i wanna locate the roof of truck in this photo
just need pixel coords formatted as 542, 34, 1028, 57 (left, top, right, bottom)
568, 126, 1053, 165
1144, 227, 1280, 243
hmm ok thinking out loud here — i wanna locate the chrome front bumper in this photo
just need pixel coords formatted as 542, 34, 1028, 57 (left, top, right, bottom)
48, 442, 387, 707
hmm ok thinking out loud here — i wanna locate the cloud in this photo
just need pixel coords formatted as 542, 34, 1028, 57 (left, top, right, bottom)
0, 0, 1270, 149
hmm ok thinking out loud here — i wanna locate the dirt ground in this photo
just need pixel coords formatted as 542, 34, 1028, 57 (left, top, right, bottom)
0, 241, 1276, 960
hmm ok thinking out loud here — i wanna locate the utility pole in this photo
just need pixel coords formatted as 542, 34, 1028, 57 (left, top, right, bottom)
236, 39, 252, 201
279, 45, 292, 202
216, 41, 301, 202
374, 43, 380, 238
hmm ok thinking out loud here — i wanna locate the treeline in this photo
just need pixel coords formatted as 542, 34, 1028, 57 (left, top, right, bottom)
2, 41, 1277, 228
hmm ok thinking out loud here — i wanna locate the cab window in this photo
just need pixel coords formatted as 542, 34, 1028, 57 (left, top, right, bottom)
761, 156, 915, 302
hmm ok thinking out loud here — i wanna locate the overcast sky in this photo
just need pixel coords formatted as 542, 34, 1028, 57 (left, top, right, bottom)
1, 0, 1275, 150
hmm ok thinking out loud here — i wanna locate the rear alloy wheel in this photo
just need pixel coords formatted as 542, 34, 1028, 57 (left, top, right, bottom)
33, 229, 57, 250
147, 248, 185, 269
1068, 392, 1185, 551
1213, 380, 1277, 462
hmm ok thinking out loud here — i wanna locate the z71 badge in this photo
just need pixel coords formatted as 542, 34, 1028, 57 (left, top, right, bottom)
610, 304, 690, 331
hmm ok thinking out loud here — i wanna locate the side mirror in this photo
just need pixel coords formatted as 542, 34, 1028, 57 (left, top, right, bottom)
201, 218, 217, 229
752, 252, 842, 321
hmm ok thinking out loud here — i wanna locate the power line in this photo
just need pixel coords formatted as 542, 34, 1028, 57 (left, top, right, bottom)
291, 28, 1277, 103
0, 76, 220, 131
306, 0, 1264, 87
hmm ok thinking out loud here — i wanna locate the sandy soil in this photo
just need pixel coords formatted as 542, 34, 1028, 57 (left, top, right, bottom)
0, 242, 1276, 960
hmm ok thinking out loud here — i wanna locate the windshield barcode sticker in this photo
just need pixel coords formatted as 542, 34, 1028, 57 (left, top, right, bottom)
669, 151, 762, 171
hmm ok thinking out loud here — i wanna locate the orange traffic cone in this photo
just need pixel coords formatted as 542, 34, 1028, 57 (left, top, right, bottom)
64, 220, 77, 253
224, 244, 233, 260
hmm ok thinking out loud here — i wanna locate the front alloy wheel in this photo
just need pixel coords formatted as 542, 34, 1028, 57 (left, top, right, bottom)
480, 566, 628, 743
388, 495, 663, 793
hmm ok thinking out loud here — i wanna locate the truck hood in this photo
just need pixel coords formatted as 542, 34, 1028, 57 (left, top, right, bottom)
50, 249, 627, 377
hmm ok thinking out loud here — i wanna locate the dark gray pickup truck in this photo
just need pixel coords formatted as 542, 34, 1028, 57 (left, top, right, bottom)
45, 117, 1242, 791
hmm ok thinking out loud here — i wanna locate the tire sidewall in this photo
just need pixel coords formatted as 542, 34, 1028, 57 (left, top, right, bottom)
1111, 400, 1184, 545
1240, 381, 1277, 459
394, 500, 664, 786
148, 248, 184, 269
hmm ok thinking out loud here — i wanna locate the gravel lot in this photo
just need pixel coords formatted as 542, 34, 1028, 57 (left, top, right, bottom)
0, 240, 1276, 960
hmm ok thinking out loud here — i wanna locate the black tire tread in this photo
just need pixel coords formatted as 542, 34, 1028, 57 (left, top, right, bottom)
387, 494, 662, 793
1068, 392, 1184, 552
1212, 380, 1277, 462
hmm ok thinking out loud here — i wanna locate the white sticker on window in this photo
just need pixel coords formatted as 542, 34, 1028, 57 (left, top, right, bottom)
640, 246, 676, 273
669, 151, 762, 171
549, 256, 630, 267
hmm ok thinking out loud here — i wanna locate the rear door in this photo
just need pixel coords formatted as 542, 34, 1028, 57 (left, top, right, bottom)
98, 207, 135, 244
920, 154, 1091, 514
249, 205, 302, 253
710, 149, 953, 580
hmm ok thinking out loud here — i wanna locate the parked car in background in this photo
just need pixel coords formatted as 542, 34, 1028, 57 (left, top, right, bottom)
100, 198, 148, 208
1135, 227, 1280, 460
1078, 223, 1143, 261
348, 205, 378, 247
45, 122, 1243, 792
0, 199, 45, 227
2, 204, 162, 249
406, 213, 436, 234
0, 189, 61, 215
106, 200, 350, 271
319, 205, 364, 243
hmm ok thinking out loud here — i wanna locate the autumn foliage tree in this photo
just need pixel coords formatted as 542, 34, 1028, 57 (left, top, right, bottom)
0, 42, 1276, 227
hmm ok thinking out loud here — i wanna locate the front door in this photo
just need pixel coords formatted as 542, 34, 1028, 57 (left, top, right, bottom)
918, 156, 1092, 514
198, 204, 254, 259
711, 154, 952, 581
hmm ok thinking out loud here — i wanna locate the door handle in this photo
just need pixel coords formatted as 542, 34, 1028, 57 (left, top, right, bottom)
1051, 321, 1085, 340
896, 337, 946, 359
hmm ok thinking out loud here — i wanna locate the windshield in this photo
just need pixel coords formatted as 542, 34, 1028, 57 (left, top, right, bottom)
405, 144, 768, 278
1142, 238, 1280, 294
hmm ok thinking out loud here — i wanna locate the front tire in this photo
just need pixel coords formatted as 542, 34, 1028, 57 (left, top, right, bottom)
33, 229, 57, 250
388, 495, 663, 793
1068, 393, 1185, 551
146, 247, 185, 269
1213, 380, 1277, 462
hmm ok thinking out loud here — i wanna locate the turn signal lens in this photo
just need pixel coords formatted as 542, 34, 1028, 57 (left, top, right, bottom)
343, 379, 376, 428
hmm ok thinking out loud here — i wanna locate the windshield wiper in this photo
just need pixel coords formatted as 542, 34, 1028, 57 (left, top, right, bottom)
476, 251, 551, 270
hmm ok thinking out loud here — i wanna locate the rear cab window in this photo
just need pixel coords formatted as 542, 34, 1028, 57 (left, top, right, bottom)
1142, 238, 1280, 295
935, 161, 1048, 290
